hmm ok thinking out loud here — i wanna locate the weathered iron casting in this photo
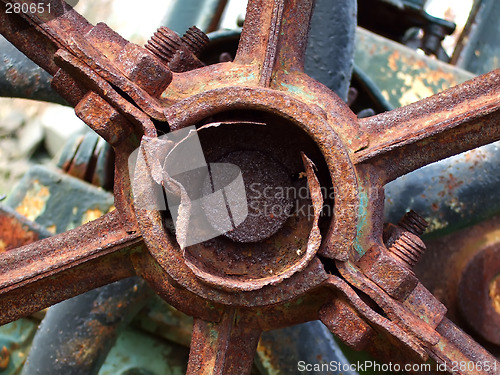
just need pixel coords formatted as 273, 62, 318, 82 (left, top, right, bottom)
0, 0, 499, 374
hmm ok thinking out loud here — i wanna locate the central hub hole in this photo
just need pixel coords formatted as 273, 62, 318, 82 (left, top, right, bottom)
204, 150, 293, 243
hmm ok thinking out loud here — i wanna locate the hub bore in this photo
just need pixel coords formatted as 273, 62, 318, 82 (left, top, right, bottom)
204, 150, 293, 243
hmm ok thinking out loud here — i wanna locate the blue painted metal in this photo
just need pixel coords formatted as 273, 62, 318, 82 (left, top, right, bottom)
0, 37, 66, 105
160, 0, 228, 34
451, 0, 500, 75
257, 321, 359, 375
305, 0, 357, 101
98, 328, 189, 375
385, 140, 500, 238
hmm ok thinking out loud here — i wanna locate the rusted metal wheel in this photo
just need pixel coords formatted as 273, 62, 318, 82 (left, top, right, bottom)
0, 0, 499, 374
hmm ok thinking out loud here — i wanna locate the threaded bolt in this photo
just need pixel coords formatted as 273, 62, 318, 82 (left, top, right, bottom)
181, 26, 209, 57
398, 210, 428, 236
389, 231, 426, 269
146, 26, 183, 63
387, 211, 428, 271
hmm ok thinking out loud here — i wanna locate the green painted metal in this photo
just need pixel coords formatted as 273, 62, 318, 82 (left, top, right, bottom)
354, 27, 474, 108
0, 320, 37, 374
133, 297, 194, 348
98, 328, 189, 375
451, 0, 500, 75
0, 165, 117, 374
5, 165, 114, 234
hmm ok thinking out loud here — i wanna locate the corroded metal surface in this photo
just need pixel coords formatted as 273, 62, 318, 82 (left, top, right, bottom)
0, 36, 66, 104
0, 0, 499, 374
355, 70, 500, 184
415, 214, 500, 353
0, 205, 49, 252
22, 277, 150, 375
0, 209, 142, 325
187, 309, 261, 375
385, 140, 500, 238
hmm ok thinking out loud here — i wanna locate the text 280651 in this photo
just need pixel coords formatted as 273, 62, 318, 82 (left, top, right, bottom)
5, 2, 51, 15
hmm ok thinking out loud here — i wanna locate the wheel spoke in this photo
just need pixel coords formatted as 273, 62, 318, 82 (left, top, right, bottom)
187, 308, 261, 375
0, 4, 59, 76
234, 0, 315, 86
0, 210, 143, 324
429, 318, 500, 375
354, 69, 500, 183
0, 0, 92, 75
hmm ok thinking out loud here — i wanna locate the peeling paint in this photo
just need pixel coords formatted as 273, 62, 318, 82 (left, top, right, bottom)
15, 180, 50, 221
425, 217, 449, 233
82, 208, 104, 224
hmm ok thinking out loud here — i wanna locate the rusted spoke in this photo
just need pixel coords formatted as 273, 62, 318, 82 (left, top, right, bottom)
0, 0, 92, 75
0, 210, 143, 324
234, 0, 315, 87
0, 3, 58, 75
187, 308, 261, 375
428, 318, 500, 375
353, 69, 500, 184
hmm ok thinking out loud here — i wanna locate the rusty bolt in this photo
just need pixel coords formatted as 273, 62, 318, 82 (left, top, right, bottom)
145, 26, 208, 72
319, 299, 375, 350
357, 245, 419, 301
384, 210, 428, 271
146, 26, 183, 63
398, 210, 428, 236
181, 26, 209, 57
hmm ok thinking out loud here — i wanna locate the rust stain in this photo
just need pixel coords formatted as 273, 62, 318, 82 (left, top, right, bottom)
0, 214, 40, 251
424, 69, 457, 87
388, 50, 399, 71
15, 180, 50, 221
256, 340, 281, 375
425, 217, 449, 232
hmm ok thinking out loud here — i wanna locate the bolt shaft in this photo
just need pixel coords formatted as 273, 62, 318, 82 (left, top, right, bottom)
388, 210, 428, 270
398, 210, 428, 236
146, 27, 182, 63
182, 26, 209, 56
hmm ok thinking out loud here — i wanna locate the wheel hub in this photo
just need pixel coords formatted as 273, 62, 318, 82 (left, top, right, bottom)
135, 86, 359, 302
